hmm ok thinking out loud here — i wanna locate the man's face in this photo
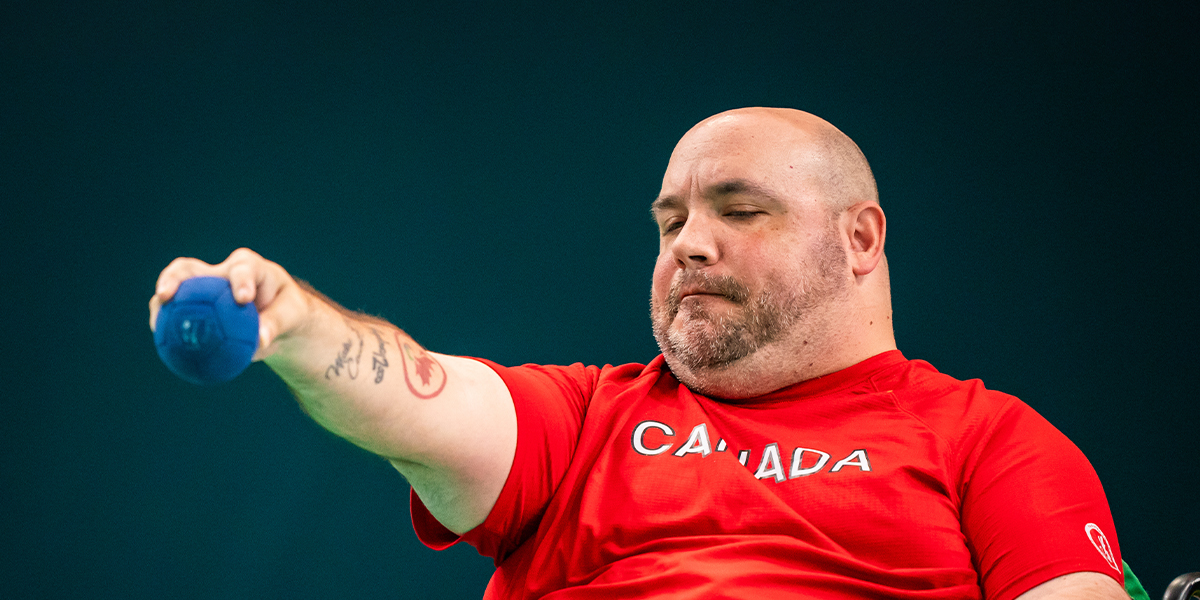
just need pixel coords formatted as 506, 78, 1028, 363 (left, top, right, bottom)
650, 114, 849, 380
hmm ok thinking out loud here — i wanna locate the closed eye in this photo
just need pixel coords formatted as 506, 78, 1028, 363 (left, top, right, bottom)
726, 210, 765, 219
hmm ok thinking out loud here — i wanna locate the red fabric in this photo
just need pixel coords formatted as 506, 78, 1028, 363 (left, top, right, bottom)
410, 351, 1123, 599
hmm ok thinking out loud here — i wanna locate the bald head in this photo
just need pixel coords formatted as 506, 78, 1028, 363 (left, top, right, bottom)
678, 108, 878, 217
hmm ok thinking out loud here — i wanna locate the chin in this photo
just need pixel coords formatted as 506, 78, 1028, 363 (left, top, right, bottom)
661, 351, 763, 401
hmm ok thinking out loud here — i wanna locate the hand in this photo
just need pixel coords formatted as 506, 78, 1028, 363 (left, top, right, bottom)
149, 248, 312, 360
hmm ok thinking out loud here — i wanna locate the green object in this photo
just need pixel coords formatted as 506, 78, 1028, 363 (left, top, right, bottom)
1125, 560, 1151, 600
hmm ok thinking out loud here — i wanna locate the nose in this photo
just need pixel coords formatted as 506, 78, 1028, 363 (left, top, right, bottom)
669, 213, 719, 269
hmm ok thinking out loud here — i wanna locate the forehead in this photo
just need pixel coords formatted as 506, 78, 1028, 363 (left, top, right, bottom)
658, 115, 821, 207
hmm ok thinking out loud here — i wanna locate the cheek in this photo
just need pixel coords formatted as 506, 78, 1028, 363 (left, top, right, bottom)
651, 255, 675, 300
727, 241, 802, 290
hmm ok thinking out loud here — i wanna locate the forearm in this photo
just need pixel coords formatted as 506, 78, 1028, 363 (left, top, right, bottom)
263, 289, 416, 457
260, 294, 516, 532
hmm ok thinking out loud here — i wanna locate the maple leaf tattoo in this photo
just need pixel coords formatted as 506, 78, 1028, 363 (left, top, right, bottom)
396, 332, 447, 399
413, 354, 436, 386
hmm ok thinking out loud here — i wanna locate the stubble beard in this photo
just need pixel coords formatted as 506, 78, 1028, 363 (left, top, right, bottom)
650, 231, 848, 381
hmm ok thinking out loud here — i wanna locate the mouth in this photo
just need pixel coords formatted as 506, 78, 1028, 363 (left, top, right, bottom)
661, 272, 752, 319
677, 281, 742, 302
680, 291, 727, 301
672, 288, 739, 318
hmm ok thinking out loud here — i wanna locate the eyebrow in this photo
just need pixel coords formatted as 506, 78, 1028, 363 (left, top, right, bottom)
709, 178, 778, 199
649, 195, 682, 216
650, 178, 785, 217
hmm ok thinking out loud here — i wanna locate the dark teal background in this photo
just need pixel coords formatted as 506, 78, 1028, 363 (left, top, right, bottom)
3, 1, 1196, 597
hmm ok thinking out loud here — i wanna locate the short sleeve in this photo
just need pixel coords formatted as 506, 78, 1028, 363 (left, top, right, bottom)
959, 397, 1123, 600
410, 359, 599, 562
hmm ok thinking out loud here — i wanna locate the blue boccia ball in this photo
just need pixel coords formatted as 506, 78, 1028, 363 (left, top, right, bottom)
154, 276, 259, 385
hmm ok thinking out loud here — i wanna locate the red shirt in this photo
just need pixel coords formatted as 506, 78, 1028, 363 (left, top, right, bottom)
412, 351, 1123, 599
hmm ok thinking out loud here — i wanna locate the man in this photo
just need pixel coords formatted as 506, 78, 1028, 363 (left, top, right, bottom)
150, 108, 1127, 599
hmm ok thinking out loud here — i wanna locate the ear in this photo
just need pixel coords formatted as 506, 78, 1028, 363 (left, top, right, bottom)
842, 202, 886, 277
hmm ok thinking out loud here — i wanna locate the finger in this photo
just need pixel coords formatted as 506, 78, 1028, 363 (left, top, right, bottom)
148, 295, 162, 331
222, 248, 264, 305
251, 262, 285, 311
226, 261, 259, 305
154, 257, 216, 304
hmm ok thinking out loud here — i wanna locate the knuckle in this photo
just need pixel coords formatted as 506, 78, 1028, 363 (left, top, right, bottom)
163, 256, 208, 276
229, 247, 261, 263
265, 261, 288, 281
165, 256, 192, 271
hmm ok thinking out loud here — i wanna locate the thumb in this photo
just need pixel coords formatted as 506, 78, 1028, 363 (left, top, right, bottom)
253, 320, 274, 362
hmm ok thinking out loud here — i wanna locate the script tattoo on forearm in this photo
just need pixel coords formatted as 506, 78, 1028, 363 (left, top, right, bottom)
369, 328, 388, 384
325, 322, 364, 380
396, 331, 447, 399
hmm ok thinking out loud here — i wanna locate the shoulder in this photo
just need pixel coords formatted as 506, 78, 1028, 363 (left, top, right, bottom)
474, 357, 660, 406
879, 358, 1038, 455
882, 358, 1017, 414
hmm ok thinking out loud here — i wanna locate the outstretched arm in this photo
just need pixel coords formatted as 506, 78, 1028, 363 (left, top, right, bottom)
149, 248, 517, 534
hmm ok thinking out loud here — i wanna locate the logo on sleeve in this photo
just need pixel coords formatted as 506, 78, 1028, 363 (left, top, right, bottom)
1084, 523, 1119, 572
